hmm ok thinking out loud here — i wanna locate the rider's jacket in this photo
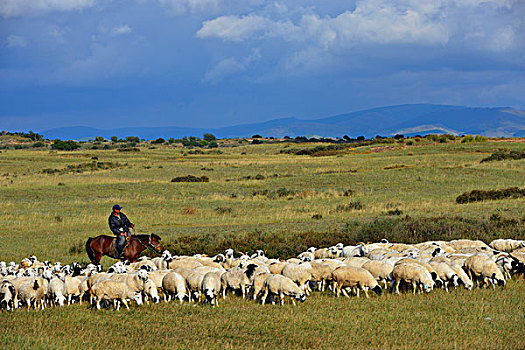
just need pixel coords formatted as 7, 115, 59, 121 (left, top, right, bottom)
108, 212, 133, 235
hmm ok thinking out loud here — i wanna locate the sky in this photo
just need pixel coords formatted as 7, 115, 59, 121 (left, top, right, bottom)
0, 0, 524, 132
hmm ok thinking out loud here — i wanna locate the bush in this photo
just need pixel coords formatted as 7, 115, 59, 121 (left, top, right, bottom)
51, 140, 80, 151
171, 175, 209, 183
461, 134, 487, 143
252, 139, 263, 144
481, 150, 525, 163
32, 142, 45, 148
117, 147, 140, 152
151, 138, 165, 144
456, 187, 525, 204
203, 133, 216, 142
336, 201, 364, 212
387, 208, 403, 216
215, 207, 233, 215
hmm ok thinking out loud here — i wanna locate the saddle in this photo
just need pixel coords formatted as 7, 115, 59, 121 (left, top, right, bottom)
109, 236, 131, 259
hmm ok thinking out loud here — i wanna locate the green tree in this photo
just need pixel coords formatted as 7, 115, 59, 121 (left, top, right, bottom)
51, 140, 80, 151
151, 137, 165, 144
111, 136, 118, 142
203, 133, 216, 142
95, 136, 105, 142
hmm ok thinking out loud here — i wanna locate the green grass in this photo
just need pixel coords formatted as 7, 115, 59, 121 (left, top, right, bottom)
1, 140, 524, 348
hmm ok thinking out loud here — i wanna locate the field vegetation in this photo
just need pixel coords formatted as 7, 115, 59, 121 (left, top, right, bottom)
0, 135, 524, 348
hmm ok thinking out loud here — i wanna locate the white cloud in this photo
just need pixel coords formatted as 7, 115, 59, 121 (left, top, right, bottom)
112, 25, 132, 36
0, 0, 96, 17
204, 48, 261, 83
6, 35, 27, 48
196, 0, 522, 51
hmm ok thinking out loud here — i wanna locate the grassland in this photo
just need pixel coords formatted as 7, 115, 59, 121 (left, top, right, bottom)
0, 139, 524, 349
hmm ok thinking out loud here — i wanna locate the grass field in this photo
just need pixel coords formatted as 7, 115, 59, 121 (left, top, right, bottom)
1, 139, 524, 348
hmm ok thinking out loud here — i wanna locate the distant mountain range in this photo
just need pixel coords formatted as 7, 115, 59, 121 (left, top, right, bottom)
41, 104, 525, 140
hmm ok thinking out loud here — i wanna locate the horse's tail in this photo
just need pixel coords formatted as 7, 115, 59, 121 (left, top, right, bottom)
86, 237, 96, 264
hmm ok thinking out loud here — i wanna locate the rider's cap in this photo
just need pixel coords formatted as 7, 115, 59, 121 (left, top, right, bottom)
112, 204, 123, 211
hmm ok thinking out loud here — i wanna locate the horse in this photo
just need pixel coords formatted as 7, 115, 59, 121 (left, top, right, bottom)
85, 234, 163, 266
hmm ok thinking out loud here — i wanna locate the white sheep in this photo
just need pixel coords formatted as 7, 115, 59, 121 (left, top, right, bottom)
64, 276, 83, 305
463, 255, 505, 288
18, 278, 46, 310
331, 266, 382, 298
220, 264, 256, 299
489, 239, 525, 252
281, 263, 312, 296
361, 260, 393, 289
251, 272, 270, 300
162, 272, 187, 304
342, 244, 365, 258
0, 280, 16, 310
90, 280, 142, 310
447, 263, 473, 290
201, 272, 222, 307
47, 277, 66, 307
185, 271, 205, 302
259, 274, 306, 306
391, 263, 434, 294
429, 262, 459, 292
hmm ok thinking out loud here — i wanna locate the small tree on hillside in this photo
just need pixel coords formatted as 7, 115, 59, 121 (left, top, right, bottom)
111, 136, 118, 142
203, 133, 216, 142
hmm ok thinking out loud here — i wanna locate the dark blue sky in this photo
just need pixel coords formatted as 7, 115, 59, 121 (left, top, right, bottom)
1, 0, 524, 132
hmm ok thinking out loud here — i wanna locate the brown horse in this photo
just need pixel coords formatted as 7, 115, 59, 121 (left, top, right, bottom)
85, 234, 163, 265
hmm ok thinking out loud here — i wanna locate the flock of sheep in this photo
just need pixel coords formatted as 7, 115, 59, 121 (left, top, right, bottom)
1, 238, 524, 311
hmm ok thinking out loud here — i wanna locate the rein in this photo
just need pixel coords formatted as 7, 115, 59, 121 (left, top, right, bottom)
134, 235, 162, 254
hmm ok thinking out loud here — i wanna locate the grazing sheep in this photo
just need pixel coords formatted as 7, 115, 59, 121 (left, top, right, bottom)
429, 262, 459, 292
221, 264, 256, 299
18, 278, 46, 310
463, 255, 505, 288
447, 263, 473, 290
342, 244, 365, 258
331, 266, 382, 298
64, 276, 83, 305
201, 272, 222, 307
0, 280, 16, 310
448, 239, 491, 251
297, 252, 315, 261
162, 272, 187, 304
309, 261, 334, 291
168, 258, 203, 270
392, 263, 434, 294
146, 270, 172, 294
47, 277, 66, 307
361, 260, 393, 289
142, 279, 159, 304
90, 280, 142, 310
395, 258, 444, 287
342, 257, 369, 268
251, 272, 270, 300
281, 263, 312, 296
489, 239, 525, 252
185, 272, 205, 302
268, 262, 287, 275
259, 274, 306, 306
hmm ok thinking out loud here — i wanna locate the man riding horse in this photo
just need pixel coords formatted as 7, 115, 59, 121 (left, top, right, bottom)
108, 204, 134, 258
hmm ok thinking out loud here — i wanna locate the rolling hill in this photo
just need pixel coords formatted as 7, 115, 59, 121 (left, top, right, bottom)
41, 104, 525, 140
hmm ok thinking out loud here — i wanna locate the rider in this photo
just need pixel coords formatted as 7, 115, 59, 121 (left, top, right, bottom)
108, 204, 134, 258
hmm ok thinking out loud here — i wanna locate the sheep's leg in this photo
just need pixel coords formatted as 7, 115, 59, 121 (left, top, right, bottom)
280, 293, 285, 306
96, 299, 101, 310
291, 297, 296, 306
123, 299, 129, 310
364, 288, 369, 299
260, 289, 268, 305
355, 288, 360, 298
241, 286, 245, 299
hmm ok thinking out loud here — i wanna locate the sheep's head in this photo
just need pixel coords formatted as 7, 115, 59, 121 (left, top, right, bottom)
492, 273, 505, 287
134, 293, 143, 306
335, 243, 344, 250
225, 249, 234, 258
137, 269, 149, 281
214, 254, 226, 263
306, 247, 317, 253
42, 269, 53, 280
295, 292, 306, 303
56, 295, 66, 307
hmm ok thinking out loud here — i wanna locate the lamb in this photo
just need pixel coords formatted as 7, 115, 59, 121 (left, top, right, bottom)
90, 280, 142, 310
162, 272, 187, 304
18, 278, 46, 310
429, 262, 459, 292
463, 255, 505, 288
220, 264, 256, 299
281, 263, 312, 296
331, 266, 382, 298
391, 263, 434, 294
201, 272, 222, 306
259, 274, 306, 306
47, 277, 67, 307
361, 260, 393, 288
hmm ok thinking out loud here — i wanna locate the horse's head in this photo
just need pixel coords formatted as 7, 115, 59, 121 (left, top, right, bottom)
150, 234, 163, 253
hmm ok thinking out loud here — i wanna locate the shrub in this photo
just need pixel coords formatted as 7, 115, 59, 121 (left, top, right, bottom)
336, 201, 364, 212
387, 209, 403, 216
252, 134, 262, 139
462, 134, 487, 143
151, 138, 165, 144
343, 189, 354, 197
312, 214, 323, 220
117, 147, 140, 152
215, 207, 232, 215
171, 175, 209, 182
51, 140, 80, 151
252, 139, 263, 144
182, 207, 196, 215
68, 241, 84, 255
481, 150, 525, 163
32, 142, 45, 148
456, 187, 525, 204
203, 133, 216, 141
